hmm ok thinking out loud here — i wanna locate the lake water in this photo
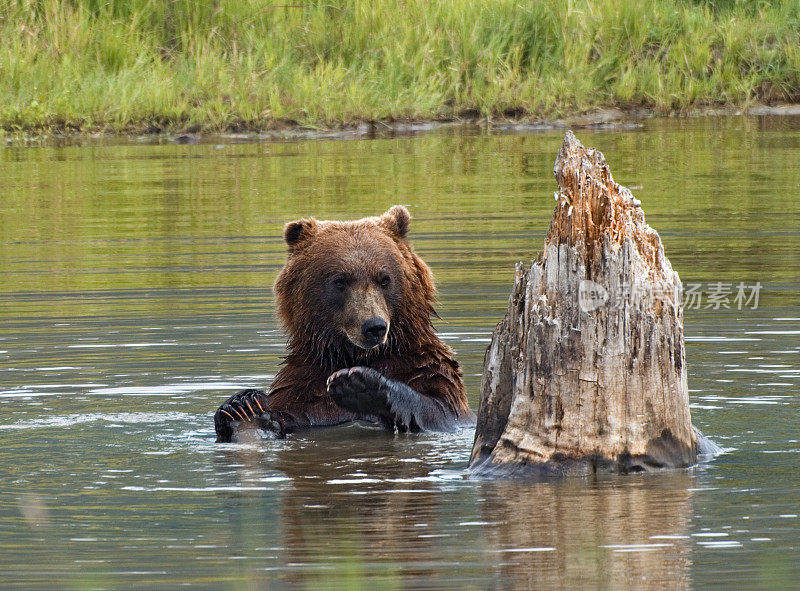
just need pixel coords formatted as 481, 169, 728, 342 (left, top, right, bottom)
1, 116, 799, 589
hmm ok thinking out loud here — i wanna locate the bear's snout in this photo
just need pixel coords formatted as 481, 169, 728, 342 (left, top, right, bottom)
361, 317, 388, 348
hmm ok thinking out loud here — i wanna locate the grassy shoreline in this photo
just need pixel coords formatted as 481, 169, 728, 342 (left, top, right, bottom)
2, 0, 799, 135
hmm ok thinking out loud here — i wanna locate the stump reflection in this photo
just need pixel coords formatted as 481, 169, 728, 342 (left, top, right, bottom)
477, 472, 694, 589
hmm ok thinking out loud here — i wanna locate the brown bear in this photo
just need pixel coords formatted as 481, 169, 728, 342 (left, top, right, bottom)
214, 205, 475, 442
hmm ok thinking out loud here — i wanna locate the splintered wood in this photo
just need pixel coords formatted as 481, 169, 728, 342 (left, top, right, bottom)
470, 131, 700, 476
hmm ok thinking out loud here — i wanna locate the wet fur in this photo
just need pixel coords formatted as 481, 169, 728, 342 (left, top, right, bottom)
215, 206, 473, 440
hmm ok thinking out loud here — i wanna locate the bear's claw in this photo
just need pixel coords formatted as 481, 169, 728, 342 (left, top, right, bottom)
215, 389, 281, 442
327, 366, 395, 425
328, 366, 453, 432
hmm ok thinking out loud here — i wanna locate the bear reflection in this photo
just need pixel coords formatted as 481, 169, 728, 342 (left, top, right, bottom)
219, 425, 460, 586
275, 427, 445, 576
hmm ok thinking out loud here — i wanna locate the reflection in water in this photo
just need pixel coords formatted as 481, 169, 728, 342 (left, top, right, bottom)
217, 426, 474, 586
275, 432, 438, 587
215, 424, 696, 589
1, 116, 800, 587
479, 475, 694, 589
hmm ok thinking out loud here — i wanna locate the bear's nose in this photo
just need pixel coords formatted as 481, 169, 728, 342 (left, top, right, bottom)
361, 317, 388, 346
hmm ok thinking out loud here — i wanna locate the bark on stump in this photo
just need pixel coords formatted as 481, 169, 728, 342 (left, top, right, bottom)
470, 131, 704, 476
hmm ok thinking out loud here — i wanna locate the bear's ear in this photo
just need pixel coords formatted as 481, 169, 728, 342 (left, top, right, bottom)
283, 218, 316, 252
379, 205, 411, 240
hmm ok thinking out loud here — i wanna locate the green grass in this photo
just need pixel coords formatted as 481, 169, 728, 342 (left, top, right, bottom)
1, 0, 799, 134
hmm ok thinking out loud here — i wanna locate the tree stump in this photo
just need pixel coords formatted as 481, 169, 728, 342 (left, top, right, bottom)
470, 131, 711, 476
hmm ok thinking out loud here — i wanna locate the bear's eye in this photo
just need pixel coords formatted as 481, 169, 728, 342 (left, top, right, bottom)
379, 273, 391, 288
332, 277, 348, 291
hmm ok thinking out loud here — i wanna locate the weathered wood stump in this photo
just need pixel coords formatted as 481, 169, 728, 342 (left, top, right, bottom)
470, 131, 712, 476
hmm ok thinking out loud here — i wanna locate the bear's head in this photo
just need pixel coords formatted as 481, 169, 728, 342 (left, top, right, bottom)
274, 206, 437, 363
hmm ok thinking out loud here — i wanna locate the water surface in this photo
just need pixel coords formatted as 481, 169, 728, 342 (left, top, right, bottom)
2, 116, 800, 588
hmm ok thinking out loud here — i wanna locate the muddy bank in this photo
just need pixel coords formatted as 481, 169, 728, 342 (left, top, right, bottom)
4, 104, 800, 148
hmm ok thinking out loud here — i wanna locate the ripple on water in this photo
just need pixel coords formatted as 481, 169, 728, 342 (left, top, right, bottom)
0, 412, 195, 430
2, 120, 800, 588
